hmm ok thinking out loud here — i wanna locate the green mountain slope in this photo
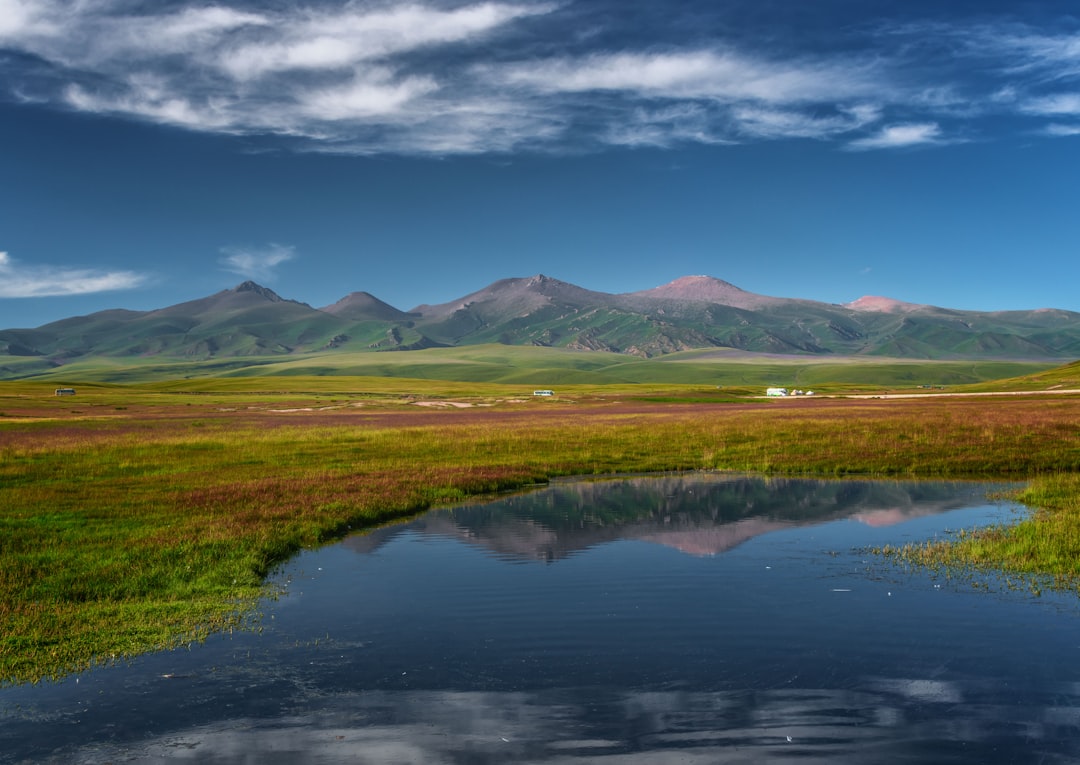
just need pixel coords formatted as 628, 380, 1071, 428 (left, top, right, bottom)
2, 275, 1079, 381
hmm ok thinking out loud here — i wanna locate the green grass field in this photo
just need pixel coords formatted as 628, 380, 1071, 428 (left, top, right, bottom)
2, 343, 1058, 387
2, 356, 1079, 685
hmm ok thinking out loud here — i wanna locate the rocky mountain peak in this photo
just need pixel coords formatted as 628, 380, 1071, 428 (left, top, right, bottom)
232, 281, 284, 302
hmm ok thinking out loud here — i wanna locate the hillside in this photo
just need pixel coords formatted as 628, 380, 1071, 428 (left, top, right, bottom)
2, 275, 1079, 378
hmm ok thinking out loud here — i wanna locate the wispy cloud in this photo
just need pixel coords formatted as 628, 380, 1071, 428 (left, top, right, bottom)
949, 24, 1080, 135
487, 49, 882, 103
1021, 92, 1080, 115
977, 26, 1080, 79
1044, 123, 1080, 136
2, 2, 1080, 154
2, 1, 550, 147
733, 104, 882, 140
0, 251, 146, 298
298, 71, 439, 121
219, 244, 295, 282
217, 3, 545, 80
846, 123, 945, 151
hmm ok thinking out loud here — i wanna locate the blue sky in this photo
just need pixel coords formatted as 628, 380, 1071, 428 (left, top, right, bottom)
2, 0, 1080, 328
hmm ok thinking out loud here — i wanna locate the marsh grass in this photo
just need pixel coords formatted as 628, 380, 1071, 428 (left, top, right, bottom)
2, 382, 1079, 684
890, 473, 1080, 591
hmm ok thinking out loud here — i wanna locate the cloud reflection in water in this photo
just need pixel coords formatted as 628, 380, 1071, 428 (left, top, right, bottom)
84, 682, 1080, 763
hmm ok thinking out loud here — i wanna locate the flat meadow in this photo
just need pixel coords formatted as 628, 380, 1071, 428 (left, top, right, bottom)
2, 377, 1079, 685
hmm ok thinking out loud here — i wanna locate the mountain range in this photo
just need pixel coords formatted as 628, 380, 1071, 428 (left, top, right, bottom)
3, 275, 1080, 371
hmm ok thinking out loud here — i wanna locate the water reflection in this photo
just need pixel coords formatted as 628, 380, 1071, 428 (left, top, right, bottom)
4, 474, 1078, 765
39, 682, 1080, 763
344, 474, 997, 561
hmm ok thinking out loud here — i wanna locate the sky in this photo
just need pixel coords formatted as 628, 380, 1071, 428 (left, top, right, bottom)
2, 0, 1080, 329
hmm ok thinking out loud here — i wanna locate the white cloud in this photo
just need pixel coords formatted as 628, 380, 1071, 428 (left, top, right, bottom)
219, 244, 296, 282
348, 96, 570, 154
1, 1, 559, 150
602, 104, 731, 148
1044, 123, 1080, 136
846, 122, 945, 150
65, 80, 236, 132
733, 104, 881, 139
91, 6, 269, 64
488, 49, 882, 104
0, 0, 33, 37
0, 251, 146, 298
218, 3, 547, 80
982, 27, 1080, 78
145, 6, 268, 47
1022, 93, 1080, 115
299, 70, 439, 121
0, 0, 64, 40
0, 2, 266, 70
3, 3, 1080, 155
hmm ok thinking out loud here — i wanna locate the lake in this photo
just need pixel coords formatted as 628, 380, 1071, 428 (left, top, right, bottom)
3, 474, 1080, 764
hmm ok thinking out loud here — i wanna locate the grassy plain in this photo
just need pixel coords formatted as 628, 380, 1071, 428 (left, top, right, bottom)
2, 369, 1079, 685
2, 343, 1055, 387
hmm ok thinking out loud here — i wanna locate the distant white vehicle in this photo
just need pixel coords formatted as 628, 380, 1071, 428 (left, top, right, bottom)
766, 387, 788, 397
54, 388, 76, 396
533, 389, 554, 397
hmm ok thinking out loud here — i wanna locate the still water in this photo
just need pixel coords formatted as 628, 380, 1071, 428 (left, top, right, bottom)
4, 474, 1080, 764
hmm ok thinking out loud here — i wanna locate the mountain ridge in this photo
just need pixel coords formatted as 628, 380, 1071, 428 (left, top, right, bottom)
2, 275, 1079, 373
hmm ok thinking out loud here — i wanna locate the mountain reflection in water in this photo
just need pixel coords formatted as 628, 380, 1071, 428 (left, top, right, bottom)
344, 474, 993, 561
